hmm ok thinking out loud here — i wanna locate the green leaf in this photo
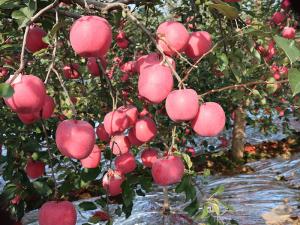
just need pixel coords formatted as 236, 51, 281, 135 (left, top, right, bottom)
182, 153, 192, 169
209, 3, 239, 19
288, 68, 300, 96
0, 0, 20, 9
48, 21, 65, 38
212, 185, 224, 196
0, 83, 14, 98
33, 181, 52, 196
274, 35, 300, 63
79, 201, 97, 211
81, 167, 101, 182
25, 0, 37, 13
184, 199, 199, 216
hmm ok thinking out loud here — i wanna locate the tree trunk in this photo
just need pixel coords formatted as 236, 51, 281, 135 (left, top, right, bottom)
231, 106, 246, 160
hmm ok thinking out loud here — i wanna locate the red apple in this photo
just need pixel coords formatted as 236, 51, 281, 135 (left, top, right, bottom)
151, 156, 184, 186
141, 148, 158, 168
134, 117, 157, 142
273, 72, 281, 80
120, 61, 136, 74
26, 25, 48, 53
17, 112, 40, 124
92, 211, 110, 221
272, 12, 285, 25
109, 134, 130, 155
191, 102, 226, 137
138, 64, 173, 104
115, 152, 136, 174
0, 67, 9, 78
186, 147, 196, 157
281, 0, 291, 10
11, 195, 21, 205
156, 21, 189, 56
56, 120, 95, 159
39, 201, 77, 225
80, 144, 101, 168
103, 109, 130, 135
63, 64, 80, 79
4, 75, 46, 113
185, 31, 212, 60
87, 57, 107, 76
118, 105, 138, 126
165, 89, 199, 122
127, 128, 144, 146
117, 39, 129, 49
96, 124, 110, 142
282, 27, 296, 39
102, 170, 125, 196
70, 16, 112, 57
41, 95, 55, 119
136, 53, 175, 73
25, 160, 45, 179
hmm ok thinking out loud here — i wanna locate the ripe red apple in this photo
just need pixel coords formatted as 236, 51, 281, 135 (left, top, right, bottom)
127, 128, 144, 146
41, 95, 55, 119
138, 64, 173, 103
80, 144, 101, 168
63, 64, 80, 79
109, 134, 131, 155
282, 27, 296, 39
115, 152, 136, 174
273, 72, 281, 80
141, 148, 158, 168
4, 75, 46, 113
136, 53, 175, 73
272, 12, 285, 25
25, 160, 45, 179
156, 21, 189, 56
70, 16, 112, 57
118, 105, 138, 126
116, 31, 129, 49
191, 102, 226, 137
0, 67, 9, 78
11, 195, 21, 205
186, 147, 196, 157
96, 124, 110, 142
103, 109, 130, 135
185, 31, 212, 60
165, 89, 199, 122
120, 61, 136, 74
134, 117, 157, 142
102, 170, 125, 196
26, 25, 48, 53
281, 0, 291, 10
39, 201, 77, 225
87, 57, 107, 76
151, 156, 184, 186
17, 112, 40, 124
56, 120, 95, 159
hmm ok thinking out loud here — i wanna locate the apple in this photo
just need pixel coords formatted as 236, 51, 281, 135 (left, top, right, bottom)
185, 31, 212, 60
115, 152, 136, 174
0, 67, 9, 78
25, 160, 45, 179
151, 156, 184, 186
96, 124, 110, 142
272, 12, 285, 25
165, 89, 199, 122
127, 128, 144, 146
41, 95, 55, 119
4, 75, 46, 113
138, 64, 173, 103
136, 53, 175, 73
103, 109, 130, 135
11, 195, 21, 205
109, 134, 131, 155
116, 31, 129, 49
87, 57, 107, 76
186, 147, 196, 157
70, 16, 112, 57
39, 201, 77, 225
273, 72, 281, 80
102, 170, 125, 196
282, 27, 296, 39
191, 102, 226, 137
17, 112, 40, 124
120, 61, 136, 74
134, 117, 157, 142
281, 0, 291, 10
141, 148, 158, 168
118, 105, 138, 126
63, 64, 80, 79
80, 144, 101, 168
92, 211, 110, 221
26, 25, 48, 53
56, 120, 95, 159
156, 21, 189, 56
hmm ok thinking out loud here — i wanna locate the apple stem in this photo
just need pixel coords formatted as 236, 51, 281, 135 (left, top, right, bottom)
163, 187, 170, 215
168, 126, 177, 155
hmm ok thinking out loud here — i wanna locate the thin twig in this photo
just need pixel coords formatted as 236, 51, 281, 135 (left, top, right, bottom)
199, 79, 289, 98
45, 10, 59, 84
52, 68, 77, 117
